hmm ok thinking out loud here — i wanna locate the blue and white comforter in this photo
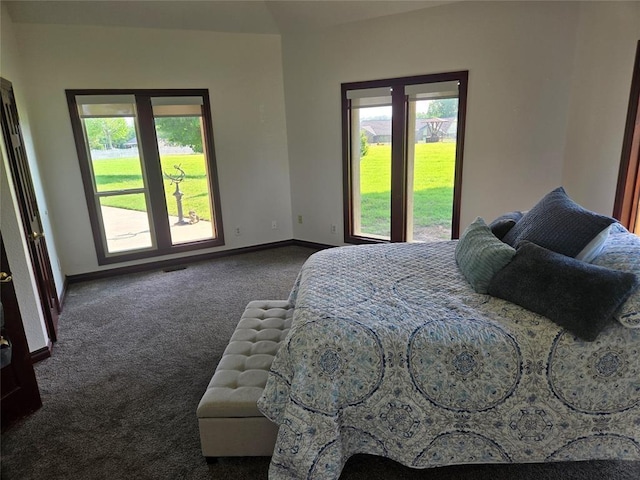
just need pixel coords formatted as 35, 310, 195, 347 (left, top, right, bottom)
257, 240, 640, 479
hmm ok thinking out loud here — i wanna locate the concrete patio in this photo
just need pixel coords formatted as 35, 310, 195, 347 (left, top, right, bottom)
101, 206, 214, 253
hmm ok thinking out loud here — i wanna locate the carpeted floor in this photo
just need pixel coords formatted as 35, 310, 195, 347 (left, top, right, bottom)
1, 245, 639, 480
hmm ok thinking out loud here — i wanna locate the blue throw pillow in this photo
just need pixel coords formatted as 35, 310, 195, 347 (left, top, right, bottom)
455, 217, 516, 294
488, 241, 638, 341
489, 211, 524, 240
501, 187, 615, 257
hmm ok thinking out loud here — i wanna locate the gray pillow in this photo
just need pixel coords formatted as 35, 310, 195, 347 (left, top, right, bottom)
501, 187, 615, 257
455, 217, 516, 294
489, 211, 524, 240
488, 241, 638, 341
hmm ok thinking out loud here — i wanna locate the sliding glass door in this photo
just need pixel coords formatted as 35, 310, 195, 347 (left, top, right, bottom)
342, 72, 468, 244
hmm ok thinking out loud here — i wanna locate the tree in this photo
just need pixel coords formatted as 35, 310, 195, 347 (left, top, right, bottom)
360, 130, 369, 157
424, 98, 458, 118
84, 118, 134, 150
154, 117, 203, 153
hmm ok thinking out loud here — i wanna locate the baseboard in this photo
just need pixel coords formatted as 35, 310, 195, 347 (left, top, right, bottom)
292, 239, 335, 250
58, 277, 69, 311
65, 239, 337, 284
31, 341, 52, 364
66, 240, 301, 283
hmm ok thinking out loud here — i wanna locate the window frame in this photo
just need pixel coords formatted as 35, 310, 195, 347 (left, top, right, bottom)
341, 71, 468, 244
613, 41, 640, 234
66, 88, 225, 265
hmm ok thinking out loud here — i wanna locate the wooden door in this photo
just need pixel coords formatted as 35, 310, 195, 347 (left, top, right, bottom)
0, 77, 60, 343
1, 234, 43, 431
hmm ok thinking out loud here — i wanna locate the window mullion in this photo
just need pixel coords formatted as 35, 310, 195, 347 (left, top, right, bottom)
452, 74, 468, 240
96, 188, 147, 197
135, 95, 172, 250
390, 85, 407, 242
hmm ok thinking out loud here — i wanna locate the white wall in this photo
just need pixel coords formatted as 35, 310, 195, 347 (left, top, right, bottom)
283, 1, 593, 244
9, 2, 639, 276
3, 2, 639, 352
562, 1, 640, 214
0, 3, 55, 352
11, 22, 293, 275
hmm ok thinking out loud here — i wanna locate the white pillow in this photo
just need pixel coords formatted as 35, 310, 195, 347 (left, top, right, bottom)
576, 225, 612, 262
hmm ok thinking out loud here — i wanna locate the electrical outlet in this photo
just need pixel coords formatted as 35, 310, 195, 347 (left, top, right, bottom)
235, 226, 241, 236
297, 215, 303, 224
272, 220, 278, 230
331, 224, 337, 234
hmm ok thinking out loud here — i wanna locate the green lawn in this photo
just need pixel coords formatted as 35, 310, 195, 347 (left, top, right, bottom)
92, 143, 456, 233
92, 154, 212, 221
358, 142, 456, 237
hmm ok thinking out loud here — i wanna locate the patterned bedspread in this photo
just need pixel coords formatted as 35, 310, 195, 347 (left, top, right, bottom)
257, 241, 640, 479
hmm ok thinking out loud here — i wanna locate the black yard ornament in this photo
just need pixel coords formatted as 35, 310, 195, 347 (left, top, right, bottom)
164, 164, 189, 225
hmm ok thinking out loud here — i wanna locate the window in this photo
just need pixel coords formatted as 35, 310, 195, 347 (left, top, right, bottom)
67, 89, 224, 264
342, 72, 468, 244
614, 41, 640, 235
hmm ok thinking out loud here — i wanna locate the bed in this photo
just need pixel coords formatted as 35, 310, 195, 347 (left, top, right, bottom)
257, 189, 640, 479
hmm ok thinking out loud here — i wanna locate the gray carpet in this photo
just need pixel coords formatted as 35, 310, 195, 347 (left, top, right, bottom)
1, 245, 639, 480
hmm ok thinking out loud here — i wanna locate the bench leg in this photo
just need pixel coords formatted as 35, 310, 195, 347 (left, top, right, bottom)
205, 456, 218, 464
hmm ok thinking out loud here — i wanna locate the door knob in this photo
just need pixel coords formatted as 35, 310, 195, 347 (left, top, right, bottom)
30, 231, 44, 241
0, 272, 12, 283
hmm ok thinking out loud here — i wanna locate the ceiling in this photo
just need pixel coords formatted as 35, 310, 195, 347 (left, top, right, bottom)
4, 0, 454, 34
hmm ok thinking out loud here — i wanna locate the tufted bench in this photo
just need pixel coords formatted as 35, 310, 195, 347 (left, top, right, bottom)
196, 300, 292, 458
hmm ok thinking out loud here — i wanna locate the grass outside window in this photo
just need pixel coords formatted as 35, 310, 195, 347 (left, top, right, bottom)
359, 142, 456, 237
95, 142, 455, 235
94, 154, 211, 221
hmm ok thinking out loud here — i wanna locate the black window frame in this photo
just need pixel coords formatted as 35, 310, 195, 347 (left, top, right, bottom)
341, 71, 468, 244
66, 88, 225, 265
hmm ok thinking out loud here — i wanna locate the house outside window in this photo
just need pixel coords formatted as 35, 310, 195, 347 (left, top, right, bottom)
66, 89, 224, 265
342, 72, 468, 244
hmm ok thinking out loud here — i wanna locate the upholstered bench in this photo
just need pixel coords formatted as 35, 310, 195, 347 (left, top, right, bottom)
196, 300, 292, 458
